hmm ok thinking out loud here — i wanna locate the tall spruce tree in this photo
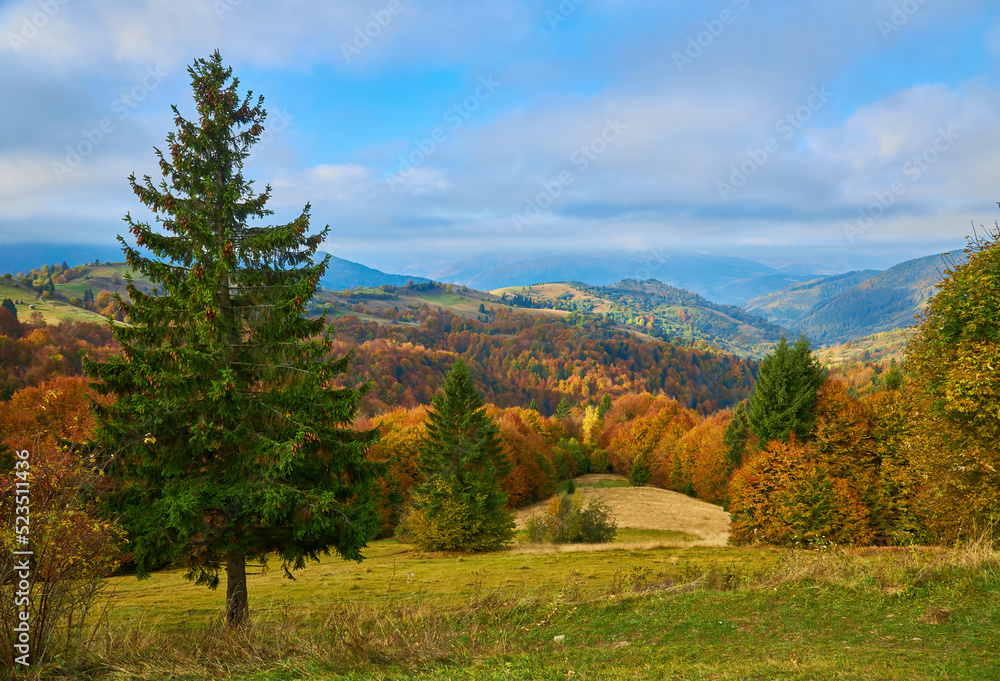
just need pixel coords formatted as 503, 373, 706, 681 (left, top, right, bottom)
400, 359, 514, 551
747, 335, 826, 445
597, 393, 613, 418
86, 52, 382, 626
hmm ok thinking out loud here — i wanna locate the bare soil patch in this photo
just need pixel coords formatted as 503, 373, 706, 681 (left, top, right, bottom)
514, 474, 731, 546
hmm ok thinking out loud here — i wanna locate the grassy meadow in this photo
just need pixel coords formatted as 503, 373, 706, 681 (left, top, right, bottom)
33, 531, 1000, 680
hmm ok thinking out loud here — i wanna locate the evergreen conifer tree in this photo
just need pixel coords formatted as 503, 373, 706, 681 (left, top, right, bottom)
400, 359, 514, 550
629, 452, 652, 486
747, 335, 826, 445
597, 393, 613, 419
555, 395, 571, 419
723, 400, 750, 470
86, 52, 382, 626
1, 298, 16, 320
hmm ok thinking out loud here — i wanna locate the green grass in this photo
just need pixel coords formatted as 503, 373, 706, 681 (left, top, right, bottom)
0, 269, 115, 325
512, 528, 701, 546
555, 478, 631, 493
30, 540, 1000, 679
0, 290, 106, 325
100, 540, 763, 625
418, 292, 472, 307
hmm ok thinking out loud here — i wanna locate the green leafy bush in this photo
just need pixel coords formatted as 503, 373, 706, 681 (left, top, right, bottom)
525, 492, 617, 544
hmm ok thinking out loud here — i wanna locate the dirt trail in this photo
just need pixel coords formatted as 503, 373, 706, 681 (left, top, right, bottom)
513, 474, 731, 547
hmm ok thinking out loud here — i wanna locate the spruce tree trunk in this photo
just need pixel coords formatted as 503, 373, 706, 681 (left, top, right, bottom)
226, 551, 249, 626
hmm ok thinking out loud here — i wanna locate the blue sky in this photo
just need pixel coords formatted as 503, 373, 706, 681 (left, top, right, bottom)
2, 0, 999, 275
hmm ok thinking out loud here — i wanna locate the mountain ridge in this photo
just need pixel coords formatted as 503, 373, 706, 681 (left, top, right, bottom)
745, 250, 964, 344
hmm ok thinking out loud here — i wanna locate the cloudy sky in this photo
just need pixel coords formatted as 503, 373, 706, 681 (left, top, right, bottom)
2, 0, 998, 274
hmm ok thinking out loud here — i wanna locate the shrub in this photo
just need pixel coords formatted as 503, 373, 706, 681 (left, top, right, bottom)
629, 453, 652, 486
525, 492, 617, 544
396, 489, 493, 551
588, 448, 609, 474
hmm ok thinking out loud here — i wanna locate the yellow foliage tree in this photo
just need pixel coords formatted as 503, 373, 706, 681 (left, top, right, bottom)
905, 224, 1000, 540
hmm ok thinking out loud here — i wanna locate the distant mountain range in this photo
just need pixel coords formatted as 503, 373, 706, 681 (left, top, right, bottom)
1, 242, 967, 350
318, 253, 431, 290
0, 242, 124, 276
745, 250, 964, 344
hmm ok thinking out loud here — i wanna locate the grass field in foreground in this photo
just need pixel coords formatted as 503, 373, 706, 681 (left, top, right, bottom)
34, 539, 1000, 680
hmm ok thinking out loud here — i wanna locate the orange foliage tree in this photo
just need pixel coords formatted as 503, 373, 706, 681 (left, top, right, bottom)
729, 438, 873, 547
1, 377, 124, 666
362, 407, 427, 538
671, 411, 731, 504
490, 406, 556, 507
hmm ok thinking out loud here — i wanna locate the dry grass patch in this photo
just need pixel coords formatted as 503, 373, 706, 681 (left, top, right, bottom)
515, 475, 731, 546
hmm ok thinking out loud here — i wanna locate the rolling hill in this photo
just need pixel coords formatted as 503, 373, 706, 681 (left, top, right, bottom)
493, 279, 786, 357
419, 251, 816, 306
745, 250, 963, 344
3, 246, 964, 354
0, 242, 123, 279
513, 474, 731, 546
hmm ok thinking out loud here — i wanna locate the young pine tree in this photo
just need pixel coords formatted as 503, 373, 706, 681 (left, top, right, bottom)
723, 400, 750, 471
555, 395, 571, 419
86, 52, 382, 627
399, 359, 514, 551
747, 335, 826, 446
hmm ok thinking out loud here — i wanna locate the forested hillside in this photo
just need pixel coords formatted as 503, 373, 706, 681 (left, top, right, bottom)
744, 270, 880, 328
327, 304, 757, 417
746, 251, 963, 344
577, 279, 786, 356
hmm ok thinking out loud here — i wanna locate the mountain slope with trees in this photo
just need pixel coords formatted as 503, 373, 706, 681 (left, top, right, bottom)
494, 279, 786, 357
746, 251, 964, 344
326, 304, 758, 417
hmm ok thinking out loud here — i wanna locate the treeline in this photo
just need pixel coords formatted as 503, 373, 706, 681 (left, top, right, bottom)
327, 305, 758, 416
0, 313, 116, 400
579, 279, 785, 354
359, 390, 732, 537
725, 228, 1000, 549
728, 375, 920, 547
